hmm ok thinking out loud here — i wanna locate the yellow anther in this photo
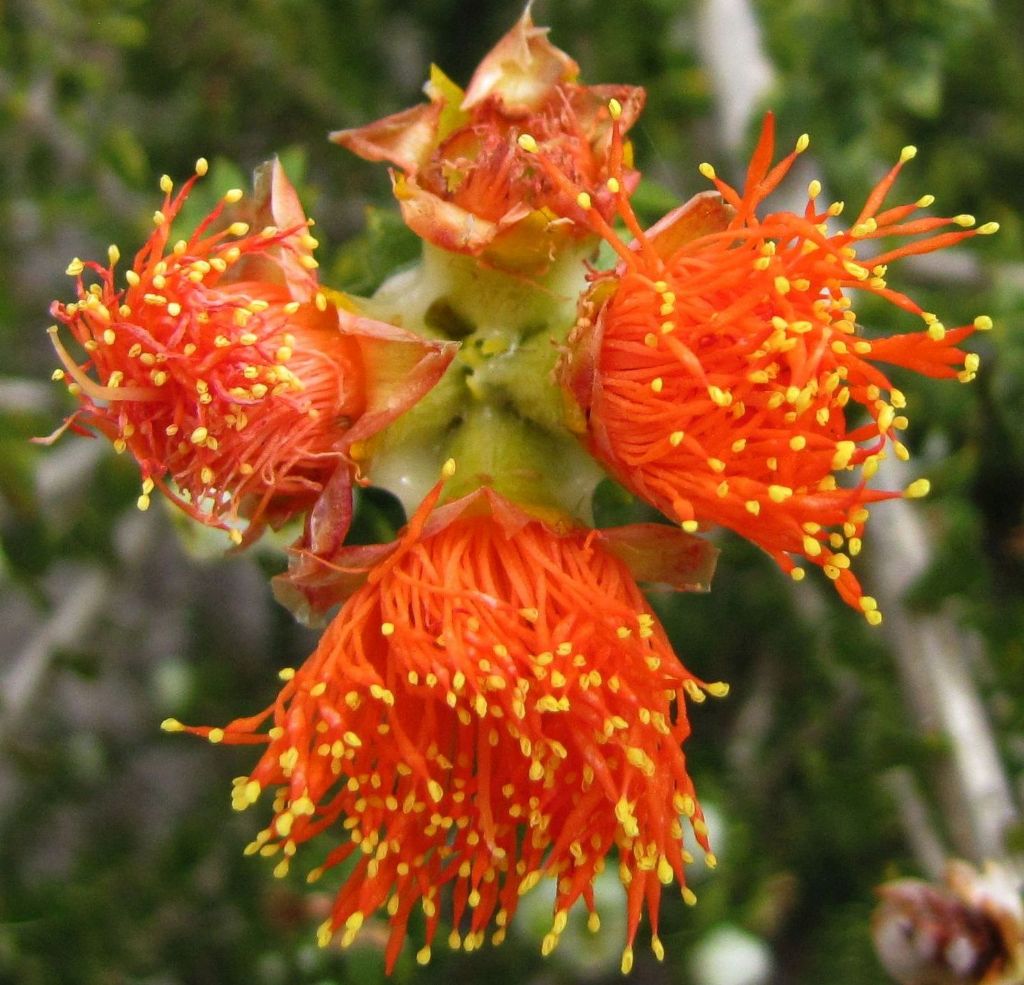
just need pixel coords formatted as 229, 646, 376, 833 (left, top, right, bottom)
189, 426, 209, 445
708, 385, 731, 406
442, 457, 457, 477
904, 478, 931, 499
807, 179, 822, 199
657, 856, 675, 885
698, 162, 716, 180
621, 947, 635, 975
606, 176, 620, 194
953, 214, 976, 227
795, 133, 810, 153
802, 534, 822, 557
159, 174, 173, 194
681, 520, 699, 534
974, 315, 993, 331
223, 188, 244, 204
916, 194, 934, 208
576, 191, 592, 210
160, 718, 184, 732
899, 145, 917, 163
195, 157, 209, 176
608, 97, 622, 119
516, 133, 538, 153
978, 221, 1000, 235
207, 728, 224, 744
832, 440, 856, 469
316, 920, 333, 948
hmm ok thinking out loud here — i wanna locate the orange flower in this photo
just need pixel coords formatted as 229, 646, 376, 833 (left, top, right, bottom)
46, 160, 454, 542
331, 7, 644, 271
554, 112, 996, 615
168, 480, 723, 972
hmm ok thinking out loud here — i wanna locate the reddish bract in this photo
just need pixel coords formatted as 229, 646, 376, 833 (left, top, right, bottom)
331, 7, 644, 271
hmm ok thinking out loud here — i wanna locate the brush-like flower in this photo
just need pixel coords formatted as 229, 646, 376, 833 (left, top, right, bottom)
45, 160, 454, 543
331, 7, 644, 271
553, 111, 996, 614
166, 474, 724, 972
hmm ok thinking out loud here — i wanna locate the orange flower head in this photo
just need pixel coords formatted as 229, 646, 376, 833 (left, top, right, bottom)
331, 8, 644, 270
170, 482, 723, 972
47, 160, 366, 541
553, 111, 995, 615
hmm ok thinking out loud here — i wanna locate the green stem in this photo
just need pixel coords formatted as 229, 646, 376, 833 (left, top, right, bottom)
357, 241, 607, 521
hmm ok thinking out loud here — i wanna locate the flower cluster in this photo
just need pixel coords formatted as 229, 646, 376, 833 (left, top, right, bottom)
46, 160, 453, 544
167, 478, 723, 971
44, 6, 991, 975
553, 111, 993, 615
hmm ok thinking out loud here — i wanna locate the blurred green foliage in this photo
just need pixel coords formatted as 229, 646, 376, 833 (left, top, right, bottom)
2, 1, 1022, 984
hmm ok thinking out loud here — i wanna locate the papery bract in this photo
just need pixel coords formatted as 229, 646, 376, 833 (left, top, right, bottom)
170, 480, 724, 972
873, 861, 1024, 985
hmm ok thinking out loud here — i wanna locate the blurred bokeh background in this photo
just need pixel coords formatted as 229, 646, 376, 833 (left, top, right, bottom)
2, 1, 1023, 983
